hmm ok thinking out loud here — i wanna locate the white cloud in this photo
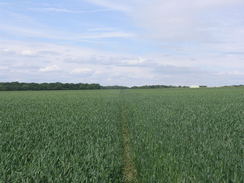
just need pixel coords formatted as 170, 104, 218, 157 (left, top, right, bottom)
121, 57, 146, 65
1, 0, 244, 86
71, 68, 92, 74
87, 0, 244, 44
216, 71, 244, 76
29, 7, 112, 14
0, 24, 134, 40
0, 66, 8, 70
85, 0, 130, 12
132, 0, 243, 42
0, 40, 243, 86
77, 32, 134, 39
40, 65, 60, 72
20, 50, 35, 56
1, 48, 10, 53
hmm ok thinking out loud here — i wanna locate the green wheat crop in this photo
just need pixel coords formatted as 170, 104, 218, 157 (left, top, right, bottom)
0, 88, 243, 182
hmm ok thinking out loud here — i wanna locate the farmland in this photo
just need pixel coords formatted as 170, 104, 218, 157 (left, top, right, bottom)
0, 88, 243, 182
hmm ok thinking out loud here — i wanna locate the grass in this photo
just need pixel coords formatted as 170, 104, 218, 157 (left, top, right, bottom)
0, 88, 243, 182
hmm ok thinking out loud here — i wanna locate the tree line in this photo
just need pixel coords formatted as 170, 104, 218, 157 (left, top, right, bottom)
131, 85, 190, 89
0, 82, 101, 91
0, 82, 211, 91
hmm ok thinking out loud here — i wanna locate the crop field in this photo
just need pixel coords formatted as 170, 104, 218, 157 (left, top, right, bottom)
0, 88, 243, 182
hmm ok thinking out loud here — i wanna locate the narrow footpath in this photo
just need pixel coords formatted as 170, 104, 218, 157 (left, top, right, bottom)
119, 90, 139, 183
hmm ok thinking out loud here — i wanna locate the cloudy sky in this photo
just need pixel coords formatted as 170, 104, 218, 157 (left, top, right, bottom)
0, 0, 244, 86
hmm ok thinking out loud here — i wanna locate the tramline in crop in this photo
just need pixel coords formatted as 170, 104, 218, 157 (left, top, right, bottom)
0, 88, 243, 182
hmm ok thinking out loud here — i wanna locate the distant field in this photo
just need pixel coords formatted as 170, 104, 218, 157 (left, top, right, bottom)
0, 88, 243, 182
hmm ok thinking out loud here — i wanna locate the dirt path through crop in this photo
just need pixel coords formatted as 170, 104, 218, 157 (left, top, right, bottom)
120, 91, 139, 183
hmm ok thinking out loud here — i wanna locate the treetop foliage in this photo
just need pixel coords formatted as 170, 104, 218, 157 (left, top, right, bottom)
0, 82, 101, 91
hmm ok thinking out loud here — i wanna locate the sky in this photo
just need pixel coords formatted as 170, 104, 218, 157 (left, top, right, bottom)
0, 0, 244, 86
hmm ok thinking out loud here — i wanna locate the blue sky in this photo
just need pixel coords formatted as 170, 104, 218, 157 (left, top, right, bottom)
0, 0, 244, 86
